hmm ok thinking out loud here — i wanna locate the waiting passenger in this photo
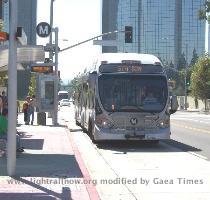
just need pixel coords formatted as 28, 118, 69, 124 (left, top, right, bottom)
0, 108, 24, 152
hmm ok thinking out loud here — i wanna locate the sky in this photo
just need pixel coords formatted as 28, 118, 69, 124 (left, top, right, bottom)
37, 0, 101, 83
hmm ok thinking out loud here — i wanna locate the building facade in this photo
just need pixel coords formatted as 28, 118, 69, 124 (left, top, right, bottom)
1, 0, 37, 98
17, 0, 37, 99
102, 0, 119, 53
102, 0, 206, 68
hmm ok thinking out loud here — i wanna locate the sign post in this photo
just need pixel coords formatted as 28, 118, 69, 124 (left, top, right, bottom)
7, 0, 17, 176
53, 27, 59, 125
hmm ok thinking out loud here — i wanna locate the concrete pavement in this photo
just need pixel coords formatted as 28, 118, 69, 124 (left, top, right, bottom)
0, 112, 100, 200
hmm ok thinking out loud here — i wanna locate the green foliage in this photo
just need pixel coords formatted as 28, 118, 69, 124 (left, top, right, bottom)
190, 48, 199, 66
28, 74, 36, 96
190, 56, 210, 105
0, 71, 8, 86
198, 1, 210, 22
177, 52, 187, 70
0, 19, 3, 31
198, 9, 207, 20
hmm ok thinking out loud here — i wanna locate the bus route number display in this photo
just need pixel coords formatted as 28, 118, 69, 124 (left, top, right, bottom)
99, 64, 163, 74
117, 65, 142, 72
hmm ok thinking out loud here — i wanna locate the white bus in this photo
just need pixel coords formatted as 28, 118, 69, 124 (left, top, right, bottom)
58, 91, 69, 101
74, 53, 178, 143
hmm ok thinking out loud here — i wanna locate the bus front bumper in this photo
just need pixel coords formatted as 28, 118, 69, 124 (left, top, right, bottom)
93, 126, 170, 141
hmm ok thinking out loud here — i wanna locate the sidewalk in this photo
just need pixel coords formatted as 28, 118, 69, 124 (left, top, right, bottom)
177, 108, 210, 114
0, 112, 99, 200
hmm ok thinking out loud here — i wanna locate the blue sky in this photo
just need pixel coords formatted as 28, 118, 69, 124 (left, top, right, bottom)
37, 0, 101, 83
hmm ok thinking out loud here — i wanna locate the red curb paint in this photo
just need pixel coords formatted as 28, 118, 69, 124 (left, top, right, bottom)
66, 128, 100, 200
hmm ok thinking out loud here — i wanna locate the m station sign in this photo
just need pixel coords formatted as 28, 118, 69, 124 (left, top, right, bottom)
36, 22, 51, 38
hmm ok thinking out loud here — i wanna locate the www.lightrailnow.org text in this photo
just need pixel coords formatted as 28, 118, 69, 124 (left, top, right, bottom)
6, 177, 204, 186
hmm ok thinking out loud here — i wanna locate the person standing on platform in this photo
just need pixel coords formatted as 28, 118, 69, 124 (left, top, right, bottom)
22, 96, 30, 125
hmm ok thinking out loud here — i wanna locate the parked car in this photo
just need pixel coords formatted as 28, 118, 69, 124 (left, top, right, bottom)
59, 99, 71, 107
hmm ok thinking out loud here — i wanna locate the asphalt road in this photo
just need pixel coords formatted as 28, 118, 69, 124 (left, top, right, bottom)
170, 111, 210, 160
58, 106, 210, 200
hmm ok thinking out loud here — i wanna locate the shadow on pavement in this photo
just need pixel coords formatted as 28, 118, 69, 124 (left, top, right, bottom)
164, 139, 201, 152
0, 177, 72, 200
96, 139, 201, 153
21, 139, 44, 150
0, 154, 83, 178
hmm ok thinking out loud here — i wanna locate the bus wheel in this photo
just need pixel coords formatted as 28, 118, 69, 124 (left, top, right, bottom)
88, 122, 97, 144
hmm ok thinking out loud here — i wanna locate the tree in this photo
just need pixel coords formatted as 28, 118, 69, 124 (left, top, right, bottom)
177, 52, 187, 70
190, 48, 199, 66
28, 74, 36, 96
190, 56, 210, 110
198, 1, 210, 23
0, 19, 3, 31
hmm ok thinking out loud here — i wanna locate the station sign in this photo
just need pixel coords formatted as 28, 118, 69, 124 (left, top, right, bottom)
36, 22, 51, 38
31, 65, 53, 74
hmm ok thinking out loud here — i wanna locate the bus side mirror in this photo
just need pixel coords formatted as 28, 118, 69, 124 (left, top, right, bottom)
169, 95, 178, 114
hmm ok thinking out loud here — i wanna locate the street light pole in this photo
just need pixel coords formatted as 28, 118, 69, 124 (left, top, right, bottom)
7, 0, 17, 176
184, 44, 188, 110
205, 2, 209, 54
49, 0, 54, 60
53, 27, 59, 125
59, 30, 122, 53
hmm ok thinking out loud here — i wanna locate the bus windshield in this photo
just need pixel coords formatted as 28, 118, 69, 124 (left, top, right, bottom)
58, 91, 68, 101
98, 74, 168, 113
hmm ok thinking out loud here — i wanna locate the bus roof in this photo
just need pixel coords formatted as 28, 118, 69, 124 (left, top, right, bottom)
58, 91, 68, 94
97, 53, 162, 65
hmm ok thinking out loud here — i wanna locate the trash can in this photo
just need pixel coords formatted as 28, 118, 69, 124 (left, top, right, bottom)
37, 112, 46, 125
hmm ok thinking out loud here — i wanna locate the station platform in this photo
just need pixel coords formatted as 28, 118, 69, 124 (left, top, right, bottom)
0, 112, 100, 200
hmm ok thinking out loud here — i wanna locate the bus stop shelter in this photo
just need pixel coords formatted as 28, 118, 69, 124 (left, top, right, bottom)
0, 45, 45, 71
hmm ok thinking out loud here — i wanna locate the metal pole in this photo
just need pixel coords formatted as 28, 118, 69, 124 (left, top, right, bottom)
184, 44, 188, 110
53, 27, 58, 125
7, 0, 17, 176
205, 17, 209, 54
49, 0, 54, 60
59, 30, 121, 53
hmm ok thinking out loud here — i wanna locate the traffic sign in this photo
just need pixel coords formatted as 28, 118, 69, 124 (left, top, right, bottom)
36, 22, 51, 38
44, 43, 61, 52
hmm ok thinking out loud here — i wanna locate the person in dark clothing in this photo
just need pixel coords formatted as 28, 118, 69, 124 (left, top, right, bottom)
22, 96, 31, 125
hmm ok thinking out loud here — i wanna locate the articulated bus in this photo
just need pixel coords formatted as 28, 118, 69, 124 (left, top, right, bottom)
74, 53, 178, 143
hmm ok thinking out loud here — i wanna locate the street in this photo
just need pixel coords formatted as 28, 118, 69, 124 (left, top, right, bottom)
58, 104, 210, 200
170, 111, 210, 160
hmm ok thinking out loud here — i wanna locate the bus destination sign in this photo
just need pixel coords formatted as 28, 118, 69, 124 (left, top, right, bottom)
99, 64, 163, 74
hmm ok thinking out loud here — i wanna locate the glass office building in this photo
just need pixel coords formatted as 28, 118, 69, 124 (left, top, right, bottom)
102, 0, 206, 68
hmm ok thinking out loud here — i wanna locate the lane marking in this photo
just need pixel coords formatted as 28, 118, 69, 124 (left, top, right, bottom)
171, 122, 210, 135
171, 117, 210, 124
188, 152, 208, 160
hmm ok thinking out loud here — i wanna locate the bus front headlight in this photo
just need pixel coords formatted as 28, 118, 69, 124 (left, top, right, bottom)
95, 115, 114, 129
158, 119, 170, 128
